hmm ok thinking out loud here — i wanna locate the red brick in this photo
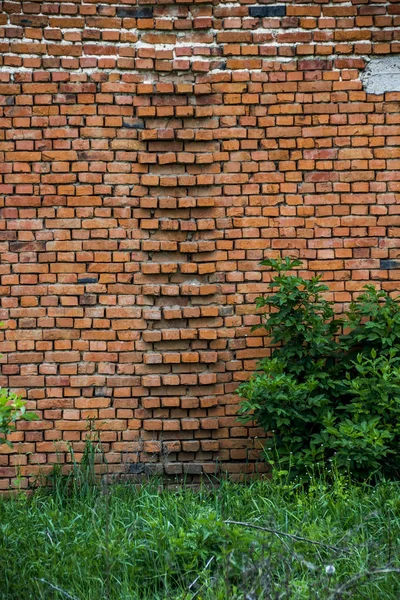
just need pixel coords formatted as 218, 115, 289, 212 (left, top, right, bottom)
0, 0, 397, 486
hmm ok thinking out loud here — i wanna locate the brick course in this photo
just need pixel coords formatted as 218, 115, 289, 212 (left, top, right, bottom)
0, 0, 400, 488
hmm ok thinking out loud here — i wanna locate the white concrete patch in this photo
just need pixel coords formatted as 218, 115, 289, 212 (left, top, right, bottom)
361, 56, 400, 95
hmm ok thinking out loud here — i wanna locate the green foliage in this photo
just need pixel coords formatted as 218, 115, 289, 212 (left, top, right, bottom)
238, 258, 400, 480
253, 257, 342, 374
0, 321, 38, 446
0, 388, 37, 447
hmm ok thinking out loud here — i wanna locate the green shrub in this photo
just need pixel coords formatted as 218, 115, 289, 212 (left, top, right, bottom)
0, 321, 38, 447
0, 389, 37, 447
237, 257, 400, 481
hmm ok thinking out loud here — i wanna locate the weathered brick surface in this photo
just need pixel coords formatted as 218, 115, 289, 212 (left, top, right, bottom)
0, 0, 400, 487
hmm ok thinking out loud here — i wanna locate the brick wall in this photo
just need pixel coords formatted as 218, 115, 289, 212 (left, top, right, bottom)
1, 0, 400, 488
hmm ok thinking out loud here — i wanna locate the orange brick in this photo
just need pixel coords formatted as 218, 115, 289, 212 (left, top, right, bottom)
0, 1, 397, 487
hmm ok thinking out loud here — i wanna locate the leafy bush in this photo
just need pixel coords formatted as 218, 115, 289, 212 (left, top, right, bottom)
0, 321, 38, 447
238, 257, 400, 481
0, 389, 37, 447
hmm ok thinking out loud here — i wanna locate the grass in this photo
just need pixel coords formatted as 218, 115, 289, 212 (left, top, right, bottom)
0, 466, 400, 600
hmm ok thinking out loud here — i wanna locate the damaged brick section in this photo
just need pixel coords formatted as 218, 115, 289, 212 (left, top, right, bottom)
361, 57, 400, 95
0, 0, 400, 489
